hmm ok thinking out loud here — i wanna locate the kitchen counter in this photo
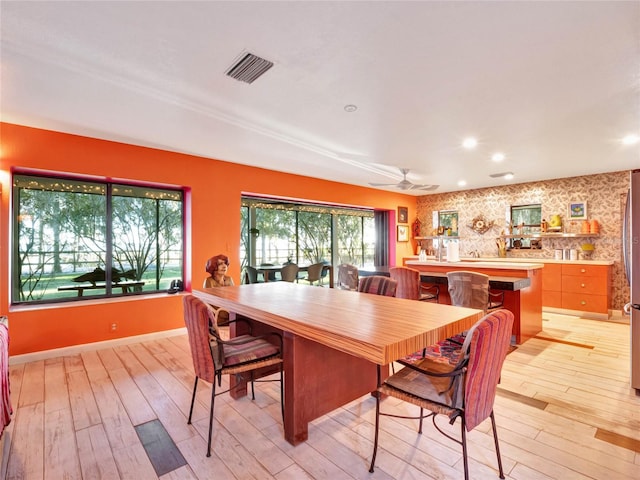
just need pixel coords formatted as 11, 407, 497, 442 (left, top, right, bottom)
403, 258, 543, 344
406, 259, 544, 270
406, 256, 613, 266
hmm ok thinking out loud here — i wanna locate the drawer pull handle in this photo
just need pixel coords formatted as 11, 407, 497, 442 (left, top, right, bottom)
581, 283, 585, 288
581, 269, 586, 273
581, 300, 587, 305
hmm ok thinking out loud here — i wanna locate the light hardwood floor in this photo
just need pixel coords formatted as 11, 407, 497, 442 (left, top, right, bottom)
3, 312, 640, 479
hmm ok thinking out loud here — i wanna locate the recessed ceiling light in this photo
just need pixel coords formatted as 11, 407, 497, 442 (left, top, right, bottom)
457, 180, 467, 187
622, 134, 639, 145
344, 104, 358, 113
491, 152, 505, 162
462, 137, 478, 149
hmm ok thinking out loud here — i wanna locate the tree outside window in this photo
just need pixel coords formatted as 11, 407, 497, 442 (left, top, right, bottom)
12, 174, 184, 304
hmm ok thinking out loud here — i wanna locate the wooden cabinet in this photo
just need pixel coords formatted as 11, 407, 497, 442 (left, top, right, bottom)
542, 263, 562, 308
543, 263, 611, 317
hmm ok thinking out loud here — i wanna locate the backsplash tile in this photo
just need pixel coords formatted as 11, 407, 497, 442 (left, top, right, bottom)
416, 170, 630, 310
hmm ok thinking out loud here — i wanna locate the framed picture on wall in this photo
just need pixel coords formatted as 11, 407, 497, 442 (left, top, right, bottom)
568, 200, 587, 220
397, 206, 408, 224
397, 224, 409, 242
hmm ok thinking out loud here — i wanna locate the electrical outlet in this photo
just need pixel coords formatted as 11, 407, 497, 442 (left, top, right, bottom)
110, 323, 117, 331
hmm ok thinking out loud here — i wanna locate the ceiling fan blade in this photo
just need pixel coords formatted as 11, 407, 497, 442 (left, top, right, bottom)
413, 184, 439, 191
369, 182, 399, 187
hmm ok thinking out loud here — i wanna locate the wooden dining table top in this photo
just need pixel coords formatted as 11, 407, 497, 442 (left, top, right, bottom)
194, 282, 482, 365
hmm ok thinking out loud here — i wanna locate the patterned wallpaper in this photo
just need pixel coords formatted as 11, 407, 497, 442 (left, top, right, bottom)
416, 170, 631, 311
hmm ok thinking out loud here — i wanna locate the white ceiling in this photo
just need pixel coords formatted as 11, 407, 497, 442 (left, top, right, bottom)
1, 1, 639, 195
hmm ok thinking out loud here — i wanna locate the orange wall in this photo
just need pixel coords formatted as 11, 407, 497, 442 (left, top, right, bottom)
0, 123, 417, 356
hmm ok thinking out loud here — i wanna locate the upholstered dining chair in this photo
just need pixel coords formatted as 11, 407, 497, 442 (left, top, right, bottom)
389, 266, 440, 371
280, 263, 300, 282
369, 309, 514, 480
358, 275, 397, 297
242, 266, 260, 284
447, 270, 504, 312
337, 263, 359, 290
390, 266, 439, 302
299, 262, 325, 286
445, 270, 505, 347
183, 295, 284, 457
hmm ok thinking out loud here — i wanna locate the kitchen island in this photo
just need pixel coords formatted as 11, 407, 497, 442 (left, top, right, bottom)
404, 259, 543, 344
436, 256, 615, 319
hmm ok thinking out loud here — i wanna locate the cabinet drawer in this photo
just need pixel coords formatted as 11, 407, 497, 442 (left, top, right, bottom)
542, 263, 562, 291
561, 292, 608, 314
561, 275, 608, 295
543, 290, 562, 308
561, 264, 607, 278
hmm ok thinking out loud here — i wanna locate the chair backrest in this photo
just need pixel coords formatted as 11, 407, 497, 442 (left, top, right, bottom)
358, 275, 397, 297
280, 263, 299, 282
447, 271, 490, 311
306, 262, 325, 283
243, 266, 259, 284
337, 263, 359, 290
183, 295, 217, 383
389, 266, 421, 300
462, 309, 514, 430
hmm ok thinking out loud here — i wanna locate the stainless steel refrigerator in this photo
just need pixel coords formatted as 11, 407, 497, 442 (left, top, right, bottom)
624, 169, 640, 391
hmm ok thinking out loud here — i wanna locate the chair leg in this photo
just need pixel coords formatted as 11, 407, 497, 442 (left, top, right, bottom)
207, 380, 216, 457
490, 411, 505, 479
418, 407, 424, 434
188, 377, 198, 424
460, 417, 469, 480
250, 371, 256, 400
369, 393, 381, 473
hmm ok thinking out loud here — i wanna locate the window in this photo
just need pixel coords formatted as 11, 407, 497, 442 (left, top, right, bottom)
510, 204, 542, 248
438, 210, 459, 236
240, 197, 376, 275
12, 173, 184, 304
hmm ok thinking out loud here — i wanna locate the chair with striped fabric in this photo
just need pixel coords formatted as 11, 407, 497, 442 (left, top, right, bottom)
369, 309, 514, 480
183, 295, 283, 457
390, 266, 439, 302
358, 275, 397, 297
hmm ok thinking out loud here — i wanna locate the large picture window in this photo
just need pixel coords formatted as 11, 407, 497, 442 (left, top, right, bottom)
12, 173, 184, 304
240, 197, 376, 280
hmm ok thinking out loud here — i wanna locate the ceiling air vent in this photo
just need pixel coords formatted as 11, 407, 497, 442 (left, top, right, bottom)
225, 52, 274, 84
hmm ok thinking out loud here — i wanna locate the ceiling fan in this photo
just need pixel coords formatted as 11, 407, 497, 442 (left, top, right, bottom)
369, 168, 439, 191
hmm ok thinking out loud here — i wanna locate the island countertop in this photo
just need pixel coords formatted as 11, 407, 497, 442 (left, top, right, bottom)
405, 259, 544, 270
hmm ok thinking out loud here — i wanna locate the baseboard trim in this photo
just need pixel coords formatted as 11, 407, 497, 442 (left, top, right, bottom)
9, 327, 187, 365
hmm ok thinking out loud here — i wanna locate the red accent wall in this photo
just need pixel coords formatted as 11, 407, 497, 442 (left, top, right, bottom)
0, 123, 417, 355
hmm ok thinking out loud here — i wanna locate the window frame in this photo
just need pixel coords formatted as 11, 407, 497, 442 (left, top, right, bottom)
509, 203, 542, 249
240, 196, 376, 274
11, 170, 186, 305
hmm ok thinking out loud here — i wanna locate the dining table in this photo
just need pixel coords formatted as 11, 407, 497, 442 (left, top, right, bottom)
194, 282, 482, 445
